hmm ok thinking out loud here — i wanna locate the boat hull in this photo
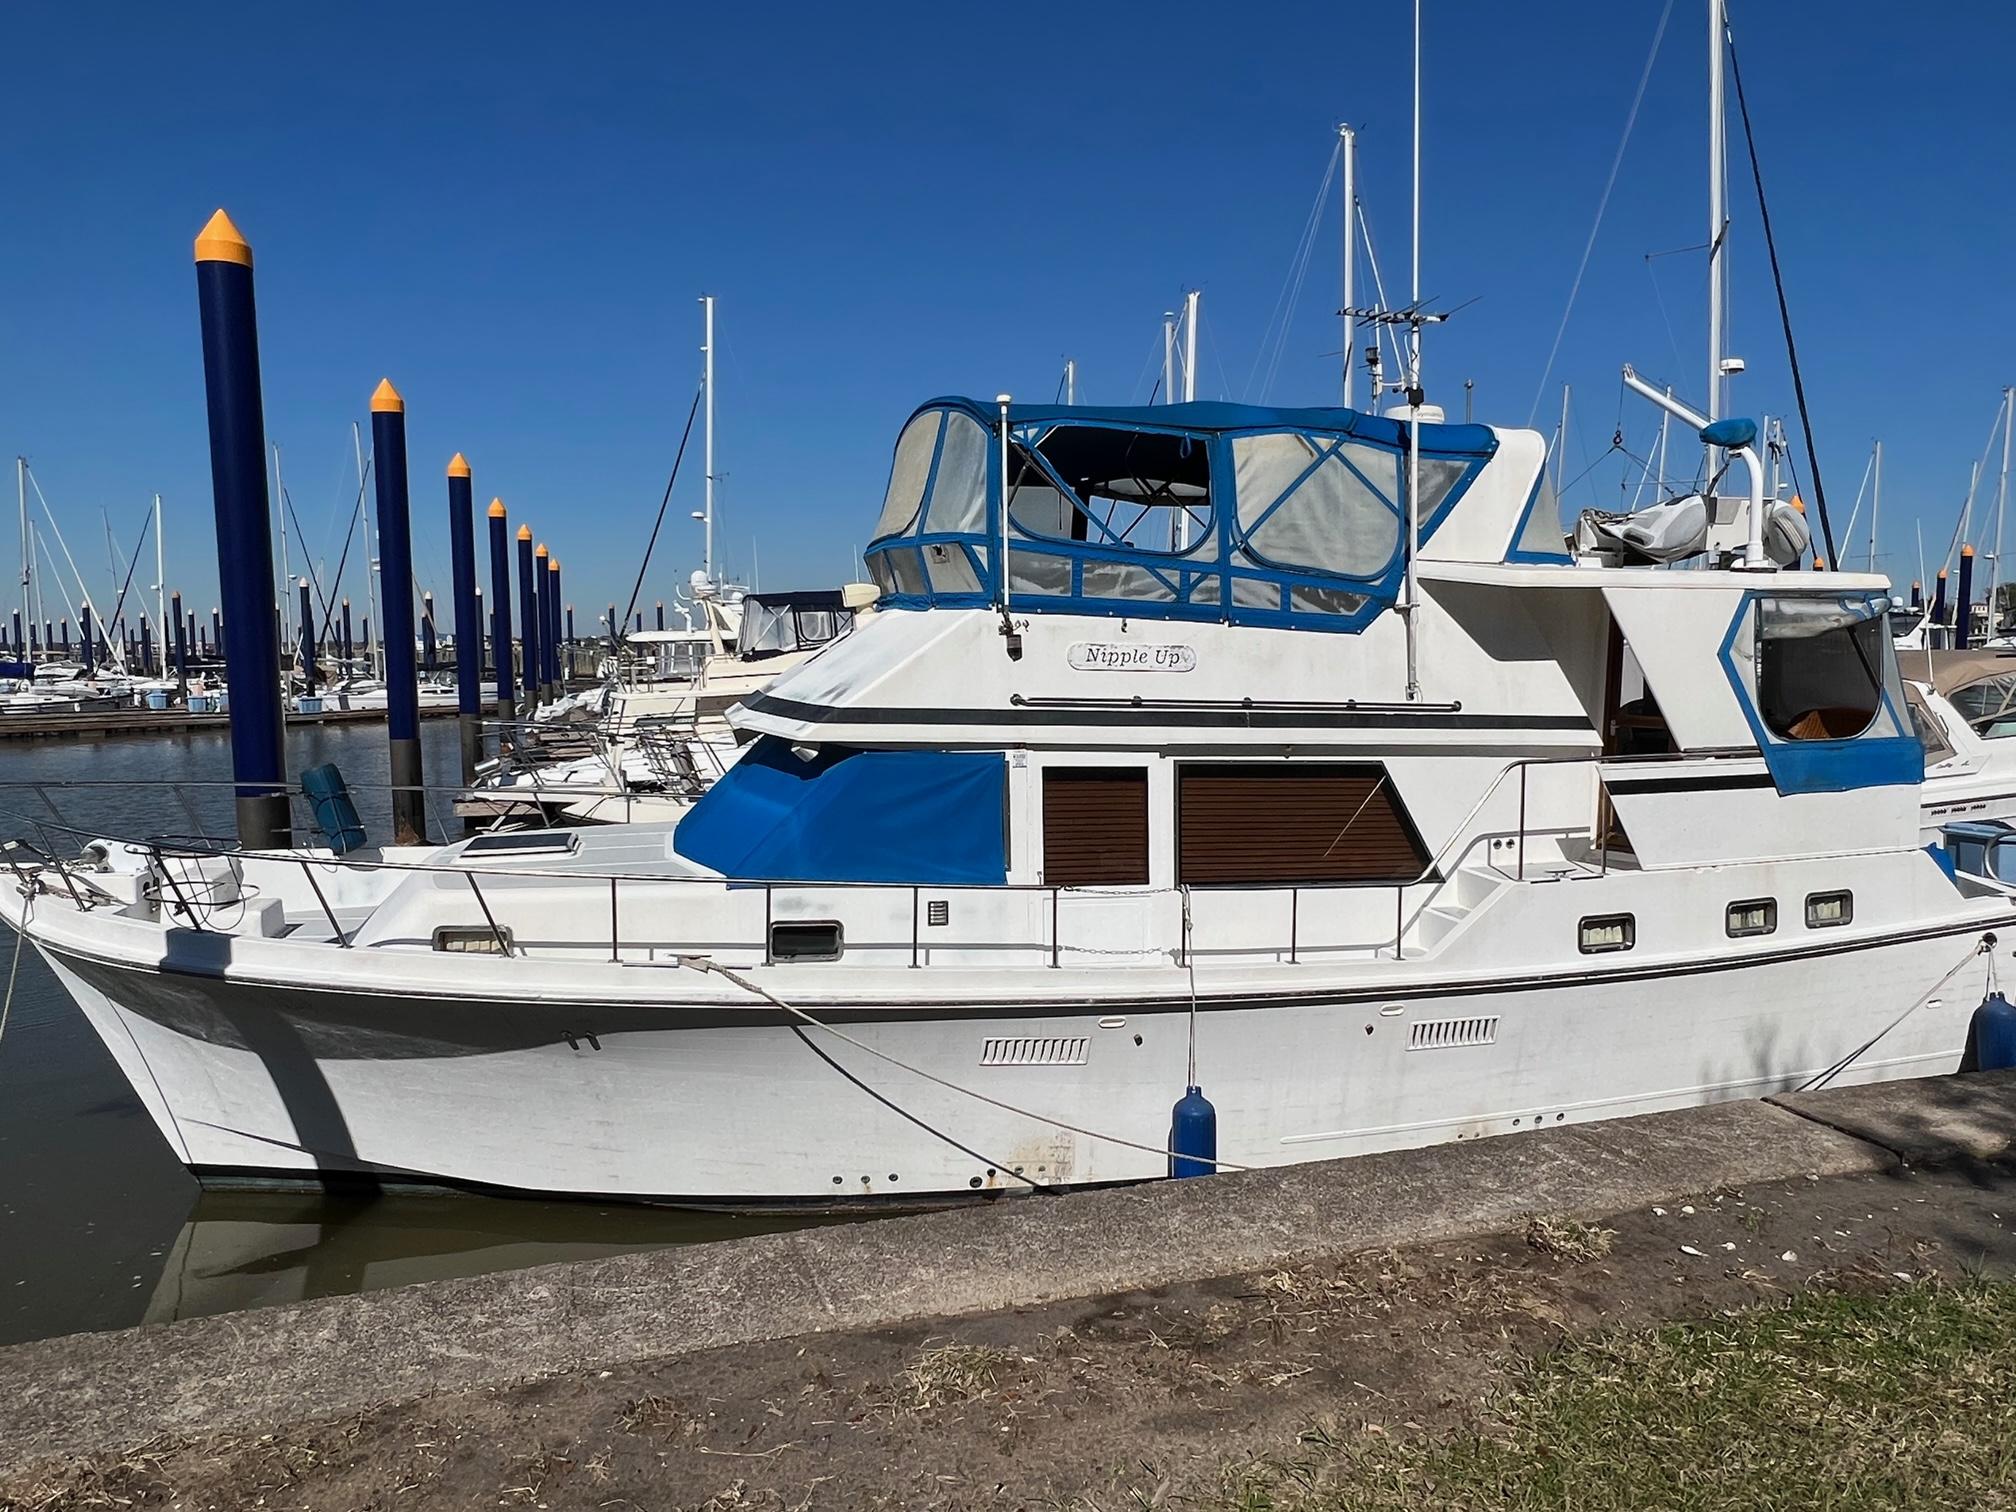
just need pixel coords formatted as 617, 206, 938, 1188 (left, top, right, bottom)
34, 917, 1995, 1202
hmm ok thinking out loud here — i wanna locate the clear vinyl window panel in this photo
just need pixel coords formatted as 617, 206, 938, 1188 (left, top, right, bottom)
873, 411, 941, 540
1754, 597, 1890, 741
1232, 434, 1402, 582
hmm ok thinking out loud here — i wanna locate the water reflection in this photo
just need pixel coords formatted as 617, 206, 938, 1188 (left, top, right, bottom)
0, 719, 831, 1346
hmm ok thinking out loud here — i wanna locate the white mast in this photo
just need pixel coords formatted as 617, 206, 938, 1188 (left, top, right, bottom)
153, 492, 165, 669
353, 421, 380, 678
1162, 312, 1176, 403
15, 457, 27, 654
702, 294, 716, 582
1064, 357, 1077, 404
1869, 439, 1882, 575
1706, 0, 1726, 429
1994, 388, 2013, 630
1181, 289, 1200, 403
1340, 123, 1357, 409
1402, 0, 1423, 702
274, 444, 290, 649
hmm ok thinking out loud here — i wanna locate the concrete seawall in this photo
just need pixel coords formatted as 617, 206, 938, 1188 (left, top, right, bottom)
3, 1072, 2012, 1472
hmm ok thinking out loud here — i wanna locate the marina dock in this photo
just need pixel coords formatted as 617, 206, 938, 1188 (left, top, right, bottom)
0, 702, 468, 743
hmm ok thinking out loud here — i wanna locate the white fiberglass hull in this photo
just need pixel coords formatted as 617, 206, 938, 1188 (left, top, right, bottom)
25, 909, 2001, 1204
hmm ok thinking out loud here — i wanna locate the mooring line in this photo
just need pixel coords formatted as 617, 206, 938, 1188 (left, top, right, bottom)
677, 955, 1254, 1174
1799, 934, 1995, 1093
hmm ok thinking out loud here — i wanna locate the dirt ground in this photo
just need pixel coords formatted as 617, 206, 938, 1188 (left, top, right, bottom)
6, 1159, 2015, 1512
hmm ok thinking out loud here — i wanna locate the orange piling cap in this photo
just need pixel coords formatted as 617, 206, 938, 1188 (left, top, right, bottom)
1938, 567, 1950, 579
370, 379, 404, 414
447, 453, 471, 478
535, 542, 549, 558
516, 524, 532, 542
487, 498, 506, 518
548, 557, 559, 572
193, 209, 252, 267
1913, 580, 1922, 590
342, 596, 350, 606
1964, 543, 1976, 557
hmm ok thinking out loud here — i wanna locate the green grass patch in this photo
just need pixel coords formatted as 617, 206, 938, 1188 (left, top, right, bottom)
1220, 1279, 2016, 1511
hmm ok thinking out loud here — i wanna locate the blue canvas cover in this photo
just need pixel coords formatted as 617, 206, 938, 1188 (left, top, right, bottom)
674, 736, 1006, 884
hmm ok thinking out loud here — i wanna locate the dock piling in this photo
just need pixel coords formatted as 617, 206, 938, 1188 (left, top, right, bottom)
446, 454, 482, 784
369, 379, 425, 845
422, 592, 437, 672
486, 501, 513, 717
193, 209, 289, 847
543, 551, 561, 698
297, 579, 315, 695
516, 525, 540, 715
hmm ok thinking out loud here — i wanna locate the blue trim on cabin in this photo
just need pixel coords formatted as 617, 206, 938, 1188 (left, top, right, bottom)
1715, 592, 1924, 796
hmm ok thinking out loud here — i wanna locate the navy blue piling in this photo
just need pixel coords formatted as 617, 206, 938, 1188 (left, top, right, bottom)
634, 611, 642, 634
655, 601, 665, 632
59, 621, 69, 654
172, 612, 187, 694
80, 605, 94, 675
370, 380, 425, 845
211, 608, 222, 659
139, 617, 152, 677
341, 599, 354, 666
9, 610, 19, 658
297, 579, 316, 695
422, 592, 437, 672
1957, 547, 1977, 650
194, 210, 288, 847
566, 605, 574, 642
447, 455, 482, 783
605, 603, 616, 653
486, 501, 513, 713
1933, 570, 1950, 632
531, 542, 551, 700
515, 525, 540, 713
170, 592, 185, 689
544, 555, 561, 695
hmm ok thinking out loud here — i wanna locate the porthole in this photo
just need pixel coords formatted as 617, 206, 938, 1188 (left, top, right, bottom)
1578, 913, 1635, 954
1805, 890, 1853, 929
1726, 898, 1777, 938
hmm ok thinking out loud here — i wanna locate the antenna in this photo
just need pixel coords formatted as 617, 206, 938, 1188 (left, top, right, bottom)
1339, 123, 1357, 408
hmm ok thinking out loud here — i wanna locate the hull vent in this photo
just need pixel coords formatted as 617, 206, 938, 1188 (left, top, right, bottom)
981, 1036, 1089, 1067
1407, 1015, 1499, 1051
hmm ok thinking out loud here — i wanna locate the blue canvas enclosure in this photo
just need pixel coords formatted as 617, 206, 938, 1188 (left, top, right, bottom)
862, 398, 1497, 633
674, 736, 1007, 884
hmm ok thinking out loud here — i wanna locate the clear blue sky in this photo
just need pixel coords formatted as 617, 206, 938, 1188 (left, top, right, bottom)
4, 1, 2012, 628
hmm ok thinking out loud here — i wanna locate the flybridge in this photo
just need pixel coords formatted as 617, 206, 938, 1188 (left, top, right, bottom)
862, 398, 1504, 633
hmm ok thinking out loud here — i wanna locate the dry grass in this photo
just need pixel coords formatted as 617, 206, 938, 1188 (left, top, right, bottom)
1522, 1214, 1616, 1264
895, 1342, 1015, 1412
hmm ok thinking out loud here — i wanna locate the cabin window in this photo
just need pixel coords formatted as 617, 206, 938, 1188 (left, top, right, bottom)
1008, 426, 1213, 558
1805, 890, 1853, 929
874, 412, 941, 540
923, 413, 989, 534
1904, 687, 1955, 765
1043, 768, 1149, 887
1755, 597, 1888, 741
1578, 914, 1635, 954
1233, 435, 1402, 580
433, 924, 513, 955
1176, 763, 1428, 885
1725, 898, 1777, 938
770, 921, 843, 961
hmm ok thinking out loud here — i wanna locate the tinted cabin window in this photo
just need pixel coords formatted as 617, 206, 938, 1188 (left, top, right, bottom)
1757, 599, 1886, 741
1178, 764, 1427, 885
1043, 768, 1149, 886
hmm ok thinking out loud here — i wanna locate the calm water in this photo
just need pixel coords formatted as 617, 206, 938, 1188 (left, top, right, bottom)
0, 718, 813, 1346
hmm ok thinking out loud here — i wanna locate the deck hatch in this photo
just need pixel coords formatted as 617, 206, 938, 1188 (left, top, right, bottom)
980, 1036, 1089, 1067
1406, 1016, 1500, 1051
461, 831, 579, 858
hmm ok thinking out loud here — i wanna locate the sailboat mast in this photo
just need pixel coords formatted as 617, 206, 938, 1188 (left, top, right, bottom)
353, 421, 380, 679
15, 457, 27, 652
702, 293, 716, 582
274, 444, 290, 650
1340, 123, 1356, 409
154, 492, 165, 666
1993, 389, 2013, 631
1706, 0, 1726, 429
1161, 312, 1175, 404
1869, 440, 1882, 575
1181, 290, 1199, 403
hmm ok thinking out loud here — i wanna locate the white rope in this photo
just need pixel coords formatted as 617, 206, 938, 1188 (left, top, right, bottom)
1801, 934, 1994, 1092
1525, 0, 1676, 427
0, 913, 22, 1055
1242, 138, 1341, 403
677, 954, 1252, 1173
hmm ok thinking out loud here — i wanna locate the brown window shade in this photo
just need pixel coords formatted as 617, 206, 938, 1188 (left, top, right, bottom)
1178, 763, 1427, 885
1043, 768, 1149, 886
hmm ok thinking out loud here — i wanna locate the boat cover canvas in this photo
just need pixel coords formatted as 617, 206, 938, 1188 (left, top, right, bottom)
673, 736, 1006, 884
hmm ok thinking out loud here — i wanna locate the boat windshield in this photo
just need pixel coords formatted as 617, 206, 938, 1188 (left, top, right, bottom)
864, 400, 1496, 633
